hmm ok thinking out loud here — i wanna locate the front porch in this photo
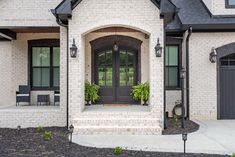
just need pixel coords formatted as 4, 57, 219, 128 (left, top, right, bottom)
0, 26, 67, 128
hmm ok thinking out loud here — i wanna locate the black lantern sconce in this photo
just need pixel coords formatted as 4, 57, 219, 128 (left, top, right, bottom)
113, 42, 119, 52
70, 39, 78, 58
69, 124, 74, 143
155, 38, 163, 57
182, 133, 188, 153
180, 67, 186, 79
209, 47, 217, 63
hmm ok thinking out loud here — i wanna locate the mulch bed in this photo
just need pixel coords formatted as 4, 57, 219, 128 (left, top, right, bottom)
162, 118, 199, 135
0, 127, 227, 157
163, 118, 200, 135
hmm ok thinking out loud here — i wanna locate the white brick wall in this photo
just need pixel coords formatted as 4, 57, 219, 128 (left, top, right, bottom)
0, 42, 13, 107
0, 107, 66, 128
68, 0, 164, 131
212, 0, 235, 15
202, 0, 235, 15
165, 90, 181, 117
189, 32, 235, 120
0, 0, 61, 27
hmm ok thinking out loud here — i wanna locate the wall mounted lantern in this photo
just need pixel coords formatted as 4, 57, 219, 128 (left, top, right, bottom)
155, 38, 163, 57
113, 42, 119, 52
209, 47, 217, 63
70, 38, 78, 58
180, 67, 186, 79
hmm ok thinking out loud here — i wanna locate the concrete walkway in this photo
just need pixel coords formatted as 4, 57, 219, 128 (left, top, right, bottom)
73, 120, 235, 155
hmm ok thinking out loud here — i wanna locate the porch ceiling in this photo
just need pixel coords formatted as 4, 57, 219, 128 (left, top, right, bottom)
0, 27, 60, 41
0, 29, 16, 41
9, 27, 60, 33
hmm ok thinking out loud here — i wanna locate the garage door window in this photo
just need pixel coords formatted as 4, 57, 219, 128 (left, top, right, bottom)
226, 0, 235, 8
220, 53, 235, 66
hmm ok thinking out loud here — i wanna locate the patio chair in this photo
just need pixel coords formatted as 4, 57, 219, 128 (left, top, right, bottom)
54, 91, 60, 106
16, 85, 30, 106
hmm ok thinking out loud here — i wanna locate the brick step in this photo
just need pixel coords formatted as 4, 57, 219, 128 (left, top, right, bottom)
72, 118, 160, 127
76, 112, 158, 119
74, 126, 162, 135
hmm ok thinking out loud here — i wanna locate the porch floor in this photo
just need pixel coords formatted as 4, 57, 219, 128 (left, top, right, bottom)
0, 105, 60, 110
84, 105, 150, 112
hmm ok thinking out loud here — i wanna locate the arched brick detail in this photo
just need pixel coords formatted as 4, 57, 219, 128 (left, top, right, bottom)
216, 42, 235, 59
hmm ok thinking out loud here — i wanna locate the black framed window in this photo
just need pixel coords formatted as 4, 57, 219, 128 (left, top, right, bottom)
165, 45, 180, 89
226, 0, 235, 8
29, 39, 60, 90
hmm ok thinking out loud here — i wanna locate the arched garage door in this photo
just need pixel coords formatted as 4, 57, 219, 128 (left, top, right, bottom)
219, 53, 235, 119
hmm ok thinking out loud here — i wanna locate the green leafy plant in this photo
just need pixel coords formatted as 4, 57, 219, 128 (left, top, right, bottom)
85, 81, 91, 105
43, 131, 52, 139
131, 82, 150, 106
36, 126, 44, 133
114, 146, 122, 155
85, 81, 100, 105
173, 115, 178, 127
231, 153, 235, 157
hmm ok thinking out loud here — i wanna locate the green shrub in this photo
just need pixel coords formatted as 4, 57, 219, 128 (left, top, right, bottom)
231, 153, 235, 157
43, 131, 52, 139
131, 82, 150, 105
173, 115, 178, 127
114, 147, 122, 155
85, 81, 100, 104
36, 126, 44, 133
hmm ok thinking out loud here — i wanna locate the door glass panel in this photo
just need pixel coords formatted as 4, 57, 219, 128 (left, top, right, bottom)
119, 51, 127, 86
119, 50, 135, 86
97, 51, 113, 86
127, 52, 134, 86
106, 51, 113, 86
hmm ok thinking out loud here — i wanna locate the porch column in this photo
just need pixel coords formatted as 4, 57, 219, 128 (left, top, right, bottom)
68, 31, 85, 122
59, 27, 68, 120
149, 33, 164, 128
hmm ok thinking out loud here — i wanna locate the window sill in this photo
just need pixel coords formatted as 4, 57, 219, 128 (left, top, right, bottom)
165, 87, 182, 91
31, 87, 59, 91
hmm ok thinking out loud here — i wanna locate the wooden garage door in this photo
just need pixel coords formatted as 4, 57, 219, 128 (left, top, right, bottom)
219, 54, 235, 119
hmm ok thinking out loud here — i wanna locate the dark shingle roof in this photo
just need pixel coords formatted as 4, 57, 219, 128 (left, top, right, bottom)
167, 0, 235, 31
52, 0, 235, 31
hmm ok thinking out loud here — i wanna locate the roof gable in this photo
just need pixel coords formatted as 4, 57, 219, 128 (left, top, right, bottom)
52, 0, 161, 25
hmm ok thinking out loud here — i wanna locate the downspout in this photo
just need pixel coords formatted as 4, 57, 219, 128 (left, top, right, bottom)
186, 27, 192, 119
56, 16, 69, 128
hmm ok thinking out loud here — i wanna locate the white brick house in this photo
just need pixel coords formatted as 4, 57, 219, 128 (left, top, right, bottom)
0, 0, 235, 134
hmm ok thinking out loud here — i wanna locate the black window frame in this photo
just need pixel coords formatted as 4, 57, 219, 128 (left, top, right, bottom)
225, 0, 235, 8
165, 37, 182, 90
28, 39, 60, 91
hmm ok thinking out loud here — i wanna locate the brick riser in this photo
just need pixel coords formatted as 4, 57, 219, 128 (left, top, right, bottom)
71, 112, 162, 135
74, 126, 162, 135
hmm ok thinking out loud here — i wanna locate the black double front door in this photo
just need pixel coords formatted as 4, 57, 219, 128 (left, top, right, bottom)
94, 48, 138, 104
